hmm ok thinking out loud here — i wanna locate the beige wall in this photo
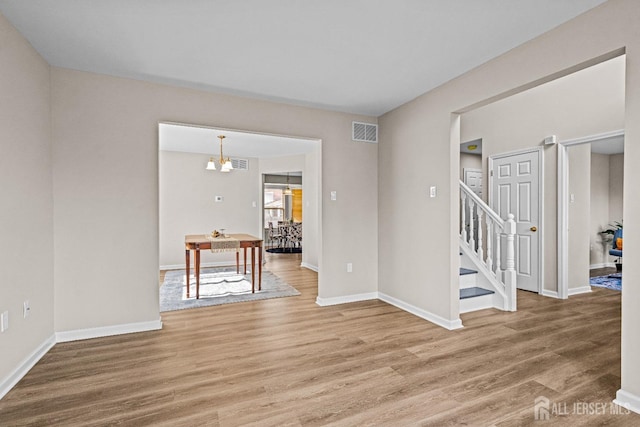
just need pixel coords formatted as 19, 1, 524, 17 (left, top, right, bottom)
50, 66, 378, 333
0, 14, 54, 385
610, 153, 624, 221
459, 153, 482, 181
159, 151, 261, 268
591, 153, 613, 267
379, 0, 640, 399
567, 144, 591, 290
590, 152, 625, 267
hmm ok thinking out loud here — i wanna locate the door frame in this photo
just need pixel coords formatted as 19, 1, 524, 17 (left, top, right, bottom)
557, 129, 624, 299
488, 146, 544, 294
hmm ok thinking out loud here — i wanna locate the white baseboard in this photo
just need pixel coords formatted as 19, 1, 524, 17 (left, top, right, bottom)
541, 289, 561, 299
568, 286, 592, 296
614, 389, 640, 415
301, 262, 318, 272
590, 262, 616, 270
0, 334, 56, 400
378, 292, 463, 330
56, 319, 163, 343
315, 292, 378, 306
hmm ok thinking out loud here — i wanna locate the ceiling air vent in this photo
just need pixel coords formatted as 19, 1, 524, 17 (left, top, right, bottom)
352, 121, 378, 143
231, 158, 249, 170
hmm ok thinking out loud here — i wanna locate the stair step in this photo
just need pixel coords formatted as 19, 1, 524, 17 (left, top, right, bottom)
460, 287, 495, 300
459, 268, 477, 276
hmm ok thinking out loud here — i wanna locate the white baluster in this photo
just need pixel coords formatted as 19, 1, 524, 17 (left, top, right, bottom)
461, 192, 467, 242
469, 199, 476, 254
495, 227, 501, 275
477, 208, 484, 262
486, 219, 494, 274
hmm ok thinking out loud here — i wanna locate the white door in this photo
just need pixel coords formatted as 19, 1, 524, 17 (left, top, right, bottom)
490, 150, 540, 293
464, 168, 483, 198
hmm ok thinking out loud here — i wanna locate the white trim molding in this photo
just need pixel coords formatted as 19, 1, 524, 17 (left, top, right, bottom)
378, 292, 463, 330
568, 286, 592, 296
0, 334, 56, 400
541, 289, 560, 299
315, 292, 378, 306
301, 262, 318, 272
614, 389, 640, 415
56, 319, 163, 343
558, 129, 624, 299
590, 262, 616, 270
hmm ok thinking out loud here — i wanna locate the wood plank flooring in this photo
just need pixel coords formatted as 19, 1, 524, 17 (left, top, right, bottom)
1, 254, 637, 425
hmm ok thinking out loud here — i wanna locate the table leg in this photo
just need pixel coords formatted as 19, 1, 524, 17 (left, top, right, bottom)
244, 247, 248, 274
185, 248, 190, 298
258, 245, 262, 291
236, 250, 239, 274
251, 246, 256, 293
195, 247, 201, 299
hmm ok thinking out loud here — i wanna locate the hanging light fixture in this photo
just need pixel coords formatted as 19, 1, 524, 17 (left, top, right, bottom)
283, 172, 293, 195
206, 135, 234, 172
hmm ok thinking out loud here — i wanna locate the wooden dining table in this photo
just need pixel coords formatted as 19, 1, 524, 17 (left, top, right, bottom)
184, 233, 263, 299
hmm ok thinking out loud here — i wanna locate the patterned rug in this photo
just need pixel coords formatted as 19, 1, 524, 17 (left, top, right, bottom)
590, 274, 622, 291
160, 266, 300, 312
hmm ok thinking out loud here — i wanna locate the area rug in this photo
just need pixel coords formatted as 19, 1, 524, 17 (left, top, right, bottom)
160, 266, 300, 312
590, 274, 622, 291
266, 247, 302, 254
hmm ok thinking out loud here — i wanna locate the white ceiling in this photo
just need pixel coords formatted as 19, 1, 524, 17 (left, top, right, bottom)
159, 123, 318, 158
0, 0, 607, 116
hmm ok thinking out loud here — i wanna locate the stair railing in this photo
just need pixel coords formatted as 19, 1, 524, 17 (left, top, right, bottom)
460, 180, 517, 311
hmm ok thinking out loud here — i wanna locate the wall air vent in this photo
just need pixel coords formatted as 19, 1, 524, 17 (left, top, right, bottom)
231, 158, 249, 170
352, 121, 378, 143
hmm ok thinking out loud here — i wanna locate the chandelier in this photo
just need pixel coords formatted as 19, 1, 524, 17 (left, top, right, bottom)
206, 135, 233, 172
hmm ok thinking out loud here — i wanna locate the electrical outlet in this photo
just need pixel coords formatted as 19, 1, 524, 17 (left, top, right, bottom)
1, 311, 8, 332
23, 300, 30, 319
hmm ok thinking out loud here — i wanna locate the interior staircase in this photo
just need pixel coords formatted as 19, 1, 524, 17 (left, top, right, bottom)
459, 266, 495, 313
459, 180, 517, 313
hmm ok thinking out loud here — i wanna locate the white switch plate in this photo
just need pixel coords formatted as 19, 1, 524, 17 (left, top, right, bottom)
330, 191, 337, 201
346, 263, 353, 273
430, 186, 437, 198
23, 300, 30, 319
1, 311, 8, 332
252, 201, 257, 208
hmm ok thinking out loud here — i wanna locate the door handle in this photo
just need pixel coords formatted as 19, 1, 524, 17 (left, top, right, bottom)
530, 226, 537, 232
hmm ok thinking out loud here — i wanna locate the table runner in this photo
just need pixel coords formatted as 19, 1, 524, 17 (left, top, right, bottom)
205, 235, 241, 252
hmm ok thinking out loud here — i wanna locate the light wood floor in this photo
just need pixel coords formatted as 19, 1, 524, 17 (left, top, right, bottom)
1, 254, 637, 426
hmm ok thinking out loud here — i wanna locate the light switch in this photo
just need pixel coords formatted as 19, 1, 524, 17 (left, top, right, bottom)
252, 201, 257, 208
1, 311, 8, 332
430, 186, 437, 198
330, 191, 337, 201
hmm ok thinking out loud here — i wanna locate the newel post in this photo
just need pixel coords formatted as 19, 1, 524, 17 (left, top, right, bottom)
504, 213, 517, 311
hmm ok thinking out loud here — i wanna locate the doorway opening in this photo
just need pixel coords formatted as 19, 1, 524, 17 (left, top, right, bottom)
263, 172, 303, 253
158, 122, 321, 310
457, 52, 625, 301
